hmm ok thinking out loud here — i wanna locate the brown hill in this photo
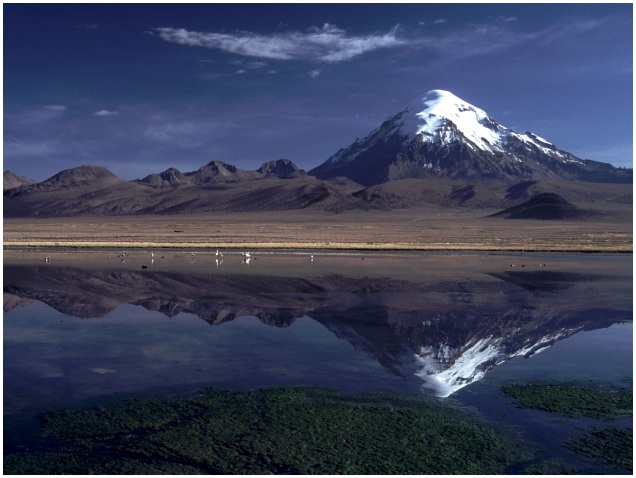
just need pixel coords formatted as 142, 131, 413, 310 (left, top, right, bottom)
135, 159, 311, 188
257, 158, 310, 179
3, 162, 365, 216
3, 171, 36, 191
489, 193, 602, 220
136, 168, 190, 187
185, 160, 262, 184
36, 165, 123, 190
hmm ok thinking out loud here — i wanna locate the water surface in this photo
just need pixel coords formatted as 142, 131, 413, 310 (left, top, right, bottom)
4, 250, 632, 463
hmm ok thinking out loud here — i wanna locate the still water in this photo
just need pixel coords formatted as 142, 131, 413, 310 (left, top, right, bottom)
4, 250, 633, 457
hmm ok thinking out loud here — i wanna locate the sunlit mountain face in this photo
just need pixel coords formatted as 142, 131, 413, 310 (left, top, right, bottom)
5, 257, 630, 398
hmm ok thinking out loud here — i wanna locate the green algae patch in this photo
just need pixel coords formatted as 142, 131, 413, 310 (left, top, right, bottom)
4, 386, 529, 475
500, 382, 633, 420
565, 426, 632, 471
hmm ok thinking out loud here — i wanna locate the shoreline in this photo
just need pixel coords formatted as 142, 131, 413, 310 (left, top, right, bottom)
3, 243, 634, 254
3, 242, 633, 253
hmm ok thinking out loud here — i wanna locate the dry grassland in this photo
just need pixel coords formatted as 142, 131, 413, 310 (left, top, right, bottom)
3, 209, 632, 252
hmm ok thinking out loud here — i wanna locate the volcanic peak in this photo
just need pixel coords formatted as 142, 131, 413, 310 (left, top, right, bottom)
399, 90, 562, 158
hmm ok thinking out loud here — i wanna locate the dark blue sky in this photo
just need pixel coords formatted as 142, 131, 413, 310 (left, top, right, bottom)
4, 3, 633, 181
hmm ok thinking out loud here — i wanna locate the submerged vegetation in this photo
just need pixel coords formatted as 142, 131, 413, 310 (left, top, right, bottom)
565, 426, 633, 470
5, 382, 634, 474
500, 381, 633, 473
500, 381, 633, 420
4, 386, 528, 475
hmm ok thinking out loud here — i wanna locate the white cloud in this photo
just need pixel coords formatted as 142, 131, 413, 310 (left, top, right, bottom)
44, 105, 68, 111
93, 109, 119, 116
308, 69, 322, 78
154, 23, 405, 63
7, 105, 68, 125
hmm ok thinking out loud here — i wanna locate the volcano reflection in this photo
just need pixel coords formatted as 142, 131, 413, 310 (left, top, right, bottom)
4, 261, 631, 398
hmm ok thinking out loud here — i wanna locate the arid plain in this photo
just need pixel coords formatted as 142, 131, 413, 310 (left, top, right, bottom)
3, 207, 632, 253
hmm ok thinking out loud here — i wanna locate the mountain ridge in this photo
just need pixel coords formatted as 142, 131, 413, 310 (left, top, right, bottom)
4, 163, 631, 218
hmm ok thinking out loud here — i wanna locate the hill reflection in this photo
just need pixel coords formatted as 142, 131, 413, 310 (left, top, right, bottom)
4, 262, 631, 397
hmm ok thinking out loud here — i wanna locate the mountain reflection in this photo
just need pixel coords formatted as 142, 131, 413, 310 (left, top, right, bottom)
4, 263, 630, 397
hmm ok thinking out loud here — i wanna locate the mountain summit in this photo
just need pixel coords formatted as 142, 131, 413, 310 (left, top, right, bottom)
310, 90, 630, 186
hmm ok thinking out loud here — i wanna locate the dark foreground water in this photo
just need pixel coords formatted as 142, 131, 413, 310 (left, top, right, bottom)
3, 250, 632, 471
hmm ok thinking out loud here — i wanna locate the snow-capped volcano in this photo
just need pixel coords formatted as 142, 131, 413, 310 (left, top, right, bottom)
310, 89, 629, 186
401, 89, 507, 150
402, 89, 561, 155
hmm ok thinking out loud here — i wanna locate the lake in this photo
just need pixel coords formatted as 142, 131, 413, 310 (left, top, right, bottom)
3, 250, 632, 470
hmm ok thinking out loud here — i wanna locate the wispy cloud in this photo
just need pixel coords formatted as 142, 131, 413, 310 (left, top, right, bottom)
154, 23, 405, 62
4, 136, 62, 158
93, 109, 119, 116
44, 105, 67, 111
6, 105, 68, 125
413, 15, 622, 62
